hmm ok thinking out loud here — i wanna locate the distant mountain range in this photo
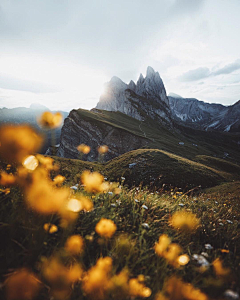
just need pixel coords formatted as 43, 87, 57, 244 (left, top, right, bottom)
96, 66, 240, 133
0, 104, 68, 153
55, 67, 240, 170
1, 70, 240, 188
169, 97, 240, 132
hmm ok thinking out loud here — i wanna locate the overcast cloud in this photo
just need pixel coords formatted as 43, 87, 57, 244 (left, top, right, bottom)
179, 60, 240, 82
0, 0, 239, 111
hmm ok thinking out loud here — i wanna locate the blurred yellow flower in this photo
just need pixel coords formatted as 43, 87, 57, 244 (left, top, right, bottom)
53, 174, 65, 186
98, 145, 109, 154
109, 269, 129, 298
129, 278, 152, 298
81, 170, 108, 193
155, 292, 168, 300
0, 125, 42, 164
155, 235, 185, 267
77, 144, 91, 154
42, 257, 82, 286
154, 234, 171, 256
163, 243, 182, 267
36, 154, 58, 171
24, 168, 69, 215
165, 276, 207, 300
37, 111, 63, 129
177, 254, 190, 266
67, 198, 83, 212
170, 211, 200, 232
66, 195, 93, 213
5, 268, 41, 300
83, 257, 112, 300
65, 235, 84, 255
43, 223, 58, 234
58, 195, 92, 227
212, 258, 230, 277
95, 218, 117, 238
0, 172, 16, 186
22, 155, 39, 171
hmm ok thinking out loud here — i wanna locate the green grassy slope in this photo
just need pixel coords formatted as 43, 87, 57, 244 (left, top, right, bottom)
53, 148, 240, 190
103, 149, 239, 189
75, 109, 240, 164
53, 109, 240, 189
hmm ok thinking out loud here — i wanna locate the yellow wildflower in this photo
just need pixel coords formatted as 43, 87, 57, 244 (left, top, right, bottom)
65, 235, 84, 255
5, 268, 41, 300
212, 258, 230, 277
155, 234, 171, 256
0, 172, 16, 186
24, 168, 69, 215
163, 243, 182, 267
82, 257, 112, 300
0, 125, 42, 164
37, 111, 63, 129
170, 211, 200, 232
166, 276, 208, 300
81, 170, 108, 193
129, 278, 152, 298
66, 195, 93, 213
98, 145, 109, 154
95, 218, 117, 238
43, 223, 58, 234
109, 269, 129, 298
42, 257, 82, 286
53, 174, 65, 186
77, 144, 91, 154
155, 292, 169, 300
36, 154, 58, 171
59, 195, 93, 228
0, 188, 10, 195
22, 155, 39, 171
177, 254, 190, 266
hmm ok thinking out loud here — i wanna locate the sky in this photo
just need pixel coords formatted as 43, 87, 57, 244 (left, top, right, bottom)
0, 0, 240, 112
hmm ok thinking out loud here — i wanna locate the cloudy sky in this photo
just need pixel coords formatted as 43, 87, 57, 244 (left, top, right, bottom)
0, 0, 240, 111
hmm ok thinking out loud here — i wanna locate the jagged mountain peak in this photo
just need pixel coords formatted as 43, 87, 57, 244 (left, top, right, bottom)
146, 66, 155, 77
96, 67, 171, 126
108, 76, 127, 89
135, 67, 168, 106
128, 80, 136, 91
137, 73, 144, 84
110, 76, 124, 84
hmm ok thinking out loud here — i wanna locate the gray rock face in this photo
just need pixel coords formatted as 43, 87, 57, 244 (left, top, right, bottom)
96, 66, 172, 126
57, 109, 149, 161
136, 66, 169, 106
169, 96, 240, 132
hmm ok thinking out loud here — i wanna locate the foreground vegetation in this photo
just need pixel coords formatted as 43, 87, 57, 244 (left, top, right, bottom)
0, 116, 239, 300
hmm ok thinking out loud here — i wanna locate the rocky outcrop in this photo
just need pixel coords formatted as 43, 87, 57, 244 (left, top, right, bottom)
169, 96, 240, 132
96, 66, 172, 127
57, 109, 149, 161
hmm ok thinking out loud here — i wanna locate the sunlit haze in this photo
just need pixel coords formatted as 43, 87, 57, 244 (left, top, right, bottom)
0, 0, 240, 111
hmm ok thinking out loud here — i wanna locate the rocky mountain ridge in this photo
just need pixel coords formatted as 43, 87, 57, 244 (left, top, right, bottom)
96, 66, 239, 132
96, 66, 172, 127
169, 96, 240, 132
57, 109, 149, 161
55, 66, 240, 163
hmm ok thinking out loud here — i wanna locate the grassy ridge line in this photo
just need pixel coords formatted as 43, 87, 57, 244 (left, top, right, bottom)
53, 148, 240, 189
74, 109, 240, 165
104, 149, 237, 189
75, 109, 151, 140
196, 155, 240, 174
